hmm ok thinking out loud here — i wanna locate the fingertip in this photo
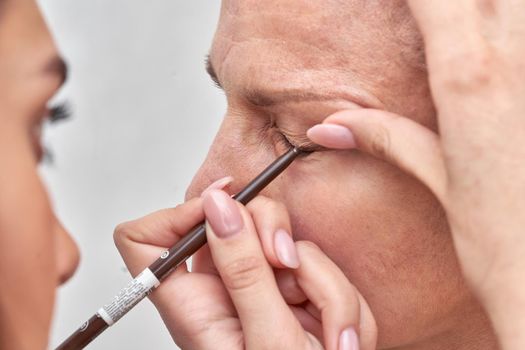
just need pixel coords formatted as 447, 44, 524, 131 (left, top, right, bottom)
307, 124, 357, 149
339, 327, 359, 350
203, 189, 244, 239
274, 229, 300, 269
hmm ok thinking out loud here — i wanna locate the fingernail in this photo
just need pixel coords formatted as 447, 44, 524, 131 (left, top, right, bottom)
201, 176, 234, 198
274, 229, 300, 269
307, 124, 356, 149
203, 189, 244, 238
339, 327, 359, 350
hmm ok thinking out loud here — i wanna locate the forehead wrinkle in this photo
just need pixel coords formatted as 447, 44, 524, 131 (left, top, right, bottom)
213, 39, 383, 109
243, 83, 380, 109
212, 1, 427, 112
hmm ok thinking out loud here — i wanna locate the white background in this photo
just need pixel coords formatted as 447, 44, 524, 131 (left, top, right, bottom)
37, 2, 224, 348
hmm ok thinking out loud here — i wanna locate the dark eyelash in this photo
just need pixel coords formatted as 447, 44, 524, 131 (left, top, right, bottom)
273, 128, 315, 157
275, 129, 293, 147
49, 103, 72, 123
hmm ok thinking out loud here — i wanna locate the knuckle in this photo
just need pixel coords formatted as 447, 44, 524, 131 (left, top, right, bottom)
247, 196, 287, 216
113, 221, 136, 246
172, 203, 184, 211
368, 126, 392, 161
221, 256, 265, 291
263, 200, 287, 217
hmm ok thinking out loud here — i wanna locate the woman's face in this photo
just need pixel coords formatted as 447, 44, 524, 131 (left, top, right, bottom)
0, 0, 79, 346
186, 0, 484, 348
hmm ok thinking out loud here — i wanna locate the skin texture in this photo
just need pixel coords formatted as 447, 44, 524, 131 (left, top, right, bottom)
0, 0, 79, 349
116, 1, 512, 350
184, 1, 495, 348
116, 194, 378, 349
307, 1, 525, 349
3, 0, 523, 349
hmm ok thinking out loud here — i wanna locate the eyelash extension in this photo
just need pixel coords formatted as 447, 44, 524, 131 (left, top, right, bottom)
48, 102, 72, 123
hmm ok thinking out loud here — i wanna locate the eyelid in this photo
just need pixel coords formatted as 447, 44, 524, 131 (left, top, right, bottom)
275, 127, 325, 153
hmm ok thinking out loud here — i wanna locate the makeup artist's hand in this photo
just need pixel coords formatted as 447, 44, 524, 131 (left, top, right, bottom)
114, 190, 377, 350
307, 2, 525, 349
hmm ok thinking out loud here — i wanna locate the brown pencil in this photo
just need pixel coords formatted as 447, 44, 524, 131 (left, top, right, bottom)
56, 147, 301, 349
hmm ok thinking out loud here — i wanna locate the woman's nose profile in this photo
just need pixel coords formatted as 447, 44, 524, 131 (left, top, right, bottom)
54, 219, 80, 285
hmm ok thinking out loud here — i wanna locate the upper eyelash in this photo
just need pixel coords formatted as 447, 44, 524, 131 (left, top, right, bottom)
48, 103, 72, 123
271, 127, 318, 156
276, 128, 324, 154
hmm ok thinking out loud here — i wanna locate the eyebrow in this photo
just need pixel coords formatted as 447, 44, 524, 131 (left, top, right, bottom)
205, 55, 379, 108
45, 56, 69, 85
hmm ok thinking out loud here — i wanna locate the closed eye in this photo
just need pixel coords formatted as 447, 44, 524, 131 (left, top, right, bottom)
270, 126, 324, 156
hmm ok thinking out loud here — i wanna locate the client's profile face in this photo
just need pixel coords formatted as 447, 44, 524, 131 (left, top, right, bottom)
0, 0, 79, 343
186, 0, 481, 348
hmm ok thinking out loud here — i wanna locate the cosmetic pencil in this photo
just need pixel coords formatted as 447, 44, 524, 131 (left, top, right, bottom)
56, 147, 301, 349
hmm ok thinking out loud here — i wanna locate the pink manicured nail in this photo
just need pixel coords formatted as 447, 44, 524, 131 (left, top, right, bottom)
274, 229, 300, 269
307, 124, 357, 149
201, 176, 234, 198
203, 189, 244, 238
339, 327, 359, 350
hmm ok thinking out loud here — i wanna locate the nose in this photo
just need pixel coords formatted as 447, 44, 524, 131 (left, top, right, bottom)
185, 118, 285, 202
54, 219, 80, 285
185, 135, 255, 201
185, 154, 235, 201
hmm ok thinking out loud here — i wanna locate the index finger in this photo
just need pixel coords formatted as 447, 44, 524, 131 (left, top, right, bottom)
114, 197, 204, 275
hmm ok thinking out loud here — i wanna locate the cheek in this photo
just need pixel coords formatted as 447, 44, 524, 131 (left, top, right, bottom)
277, 152, 470, 347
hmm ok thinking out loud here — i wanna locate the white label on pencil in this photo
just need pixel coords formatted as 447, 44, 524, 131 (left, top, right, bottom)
97, 268, 160, 326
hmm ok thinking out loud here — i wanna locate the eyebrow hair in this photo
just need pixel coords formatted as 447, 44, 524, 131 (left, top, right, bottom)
45, 56, 69, 85
205, 55, 380, 109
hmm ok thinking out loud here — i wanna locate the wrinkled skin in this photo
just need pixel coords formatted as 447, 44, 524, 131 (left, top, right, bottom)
0, 1, 79, 349
183, 1, 495, 349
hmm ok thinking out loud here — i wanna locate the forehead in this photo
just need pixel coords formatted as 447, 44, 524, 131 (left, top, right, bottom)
210, 0, 423, 105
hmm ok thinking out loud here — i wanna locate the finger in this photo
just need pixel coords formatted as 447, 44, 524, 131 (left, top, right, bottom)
191, 176, 234, 275
203, 189, 303, 349
191, 245, 219, 274
195, 196, 300, 273
406, 1, 486, 52
275, 269, 307, 305
307, 109, 447, 201
113, 197, 204, 275
294, 241, 378, 350
357, 293, 377, 350
290, 305, 323, 343
246, 196, 299, 269
150, 273, 240, 350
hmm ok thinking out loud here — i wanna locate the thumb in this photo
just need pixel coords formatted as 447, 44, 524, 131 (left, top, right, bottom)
307, 109, 447, 201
